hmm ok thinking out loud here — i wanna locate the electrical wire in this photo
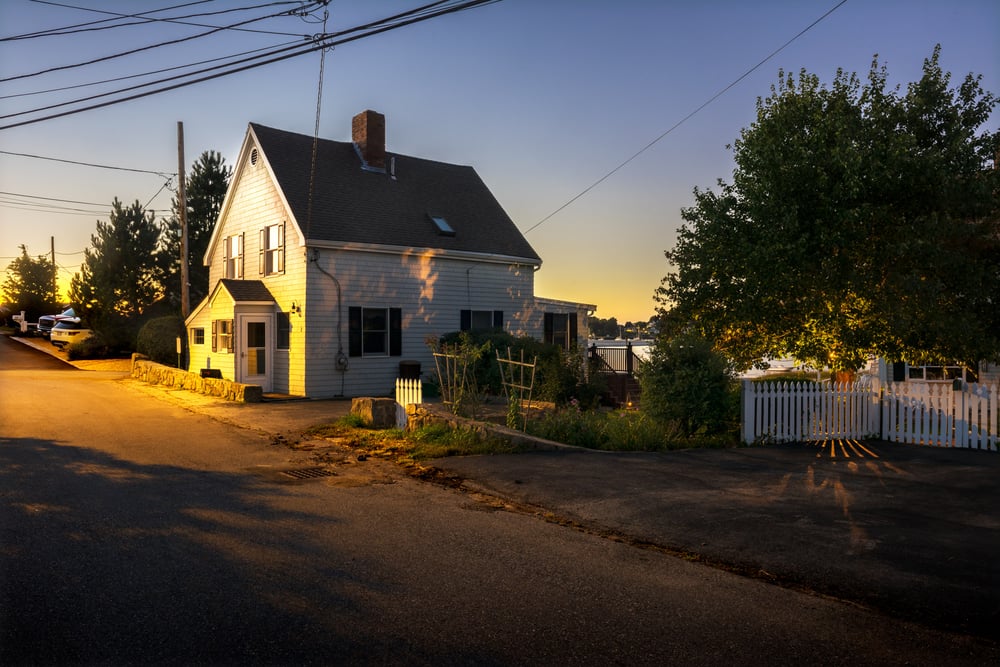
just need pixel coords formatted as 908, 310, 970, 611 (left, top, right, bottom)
0, 40, 303, 100
20, 0, 316, 38
0, 149, 174, 177
522, 0, 849, 235
7, 0, 214, 40
0, 0, 499, 131
1, 1, 325, 83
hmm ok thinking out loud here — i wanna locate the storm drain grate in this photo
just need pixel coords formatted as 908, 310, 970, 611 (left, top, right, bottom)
280, 467, 337, 480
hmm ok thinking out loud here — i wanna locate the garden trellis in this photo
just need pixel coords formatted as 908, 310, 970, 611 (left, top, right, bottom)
496, 347, 537, 431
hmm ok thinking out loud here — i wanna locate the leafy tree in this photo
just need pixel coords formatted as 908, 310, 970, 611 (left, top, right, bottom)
70, 198, 163, 348
639, 331, 736, 437
658, 46, 1000, 372
159, 150, 232, 311
589, 315, 619, 339
1, 245, 59, 321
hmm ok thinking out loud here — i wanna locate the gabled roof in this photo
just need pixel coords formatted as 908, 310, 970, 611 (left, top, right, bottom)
248, 123, 541, 263
217, 279, 276, 303
184, 279, 276, 326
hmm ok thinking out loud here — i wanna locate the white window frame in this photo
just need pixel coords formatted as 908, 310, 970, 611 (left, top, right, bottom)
224, 234, 243, 279
259, 223, 284, 276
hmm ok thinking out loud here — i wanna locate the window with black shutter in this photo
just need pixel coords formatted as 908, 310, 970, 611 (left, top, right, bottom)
349, 306, 402, 357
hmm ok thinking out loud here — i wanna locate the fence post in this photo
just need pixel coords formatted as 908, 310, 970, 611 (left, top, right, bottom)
740, 379, 752, 444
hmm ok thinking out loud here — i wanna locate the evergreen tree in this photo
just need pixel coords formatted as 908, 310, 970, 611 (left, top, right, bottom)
159, 150, 232, 311
1, 245, 59, 321
70, 199, 163, 348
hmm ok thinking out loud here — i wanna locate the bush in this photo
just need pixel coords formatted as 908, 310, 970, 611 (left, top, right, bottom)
432, 329, 605, 408
526, 407, 705, 451
136, 315, 185, 366
66, 330, 122, 360
639, 331, 738, 437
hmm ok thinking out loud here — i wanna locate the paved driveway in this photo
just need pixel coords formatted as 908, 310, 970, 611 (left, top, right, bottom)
435, 440, 1000, 641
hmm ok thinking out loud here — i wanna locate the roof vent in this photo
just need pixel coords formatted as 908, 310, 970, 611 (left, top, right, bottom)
250, 147, 259, 166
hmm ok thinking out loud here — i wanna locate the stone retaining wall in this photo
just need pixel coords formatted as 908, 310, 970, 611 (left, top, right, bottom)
130, 355, 263, 403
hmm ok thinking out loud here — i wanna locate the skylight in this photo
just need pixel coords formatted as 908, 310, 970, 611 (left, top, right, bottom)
429, 215, 455, 236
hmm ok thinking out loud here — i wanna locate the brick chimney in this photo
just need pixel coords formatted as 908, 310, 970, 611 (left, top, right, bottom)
352, 109, 385, 170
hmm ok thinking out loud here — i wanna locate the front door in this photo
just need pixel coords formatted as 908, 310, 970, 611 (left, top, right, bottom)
237, 315, 272, 392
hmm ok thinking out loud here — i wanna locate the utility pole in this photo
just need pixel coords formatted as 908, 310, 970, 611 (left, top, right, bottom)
177, 121, 189, 318
51, 236, 56, 301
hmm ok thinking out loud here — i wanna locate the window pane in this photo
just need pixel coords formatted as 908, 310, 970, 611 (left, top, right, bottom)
469, 310, 493, 330
363, 331, 386, 355
361, 308, 388, 355
247, 322, 266, 347
248, 348, 265, 374
363, 309, 387, 331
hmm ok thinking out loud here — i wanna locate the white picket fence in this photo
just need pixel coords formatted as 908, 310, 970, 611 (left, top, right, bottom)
394, 378, 423, 429
742, 379, 998, 451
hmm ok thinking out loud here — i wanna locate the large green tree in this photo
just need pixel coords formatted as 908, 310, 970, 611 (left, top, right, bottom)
1, 245, 58, 320
70, 198, 163, 347
159, 150, 232, 311
658, 47, 1000, 372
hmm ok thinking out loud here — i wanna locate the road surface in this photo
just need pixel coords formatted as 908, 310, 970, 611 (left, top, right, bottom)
1, 334, 995, 665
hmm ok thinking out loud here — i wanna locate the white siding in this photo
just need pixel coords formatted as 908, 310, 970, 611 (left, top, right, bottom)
202, 138, 308, 395
304, 247, 536, 398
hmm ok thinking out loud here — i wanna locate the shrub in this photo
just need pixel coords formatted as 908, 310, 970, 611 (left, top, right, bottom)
66, 330, 121, 360
526, 407, 693, 451
639, 331, 738, 437
432, 329, 605, 409
136, 315, 185, 366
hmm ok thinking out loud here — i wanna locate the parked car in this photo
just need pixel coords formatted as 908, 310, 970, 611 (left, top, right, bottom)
50, 319, 93, 348
37, 307, 76, 339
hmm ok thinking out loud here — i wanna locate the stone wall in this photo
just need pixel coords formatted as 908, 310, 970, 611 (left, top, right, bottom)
130, 355, 263, 403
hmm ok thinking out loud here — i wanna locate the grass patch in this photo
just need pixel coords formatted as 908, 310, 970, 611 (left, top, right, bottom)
304, 415, 529, 462
526, 408, 738, 451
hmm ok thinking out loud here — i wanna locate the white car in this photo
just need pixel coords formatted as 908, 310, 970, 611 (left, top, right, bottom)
50, 319, 93, 348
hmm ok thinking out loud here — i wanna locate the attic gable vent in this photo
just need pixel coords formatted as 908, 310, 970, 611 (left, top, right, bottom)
429, 215, 455, 237
250, 148, 259, 166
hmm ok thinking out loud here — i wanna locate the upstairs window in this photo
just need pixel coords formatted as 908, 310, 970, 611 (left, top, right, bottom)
224, 234, 243, 279
259, 223, 285, 276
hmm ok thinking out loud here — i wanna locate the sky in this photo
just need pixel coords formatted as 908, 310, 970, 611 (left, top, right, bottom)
1, 0, 998, 323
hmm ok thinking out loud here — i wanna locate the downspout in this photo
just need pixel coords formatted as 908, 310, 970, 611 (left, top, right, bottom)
309, 248, 348, 397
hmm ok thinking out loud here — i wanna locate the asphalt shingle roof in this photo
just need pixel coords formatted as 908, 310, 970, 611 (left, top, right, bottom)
219, 279, 275, 303
250, 123, 541, 263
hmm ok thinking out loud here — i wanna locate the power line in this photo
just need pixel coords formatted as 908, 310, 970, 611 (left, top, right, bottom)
0, 39, 303, 101
523, 0, 849, 235
18, 0, 315, 39
0, 149, 174, 177
1, 1, 325, 83
0, 190, 107, 207
0, 0, 500, 131
6, 0, 216, 40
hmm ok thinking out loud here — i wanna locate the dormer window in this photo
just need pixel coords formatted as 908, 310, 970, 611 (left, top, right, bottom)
429, 215, 455, 236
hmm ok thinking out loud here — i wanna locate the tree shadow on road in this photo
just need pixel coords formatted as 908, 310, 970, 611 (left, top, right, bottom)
0, 436, 431, 664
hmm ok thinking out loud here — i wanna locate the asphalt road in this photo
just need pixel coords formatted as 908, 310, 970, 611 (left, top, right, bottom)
1, 333, 997, 665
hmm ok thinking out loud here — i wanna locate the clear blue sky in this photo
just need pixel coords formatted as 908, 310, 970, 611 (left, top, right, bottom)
1, 0, 997, 322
